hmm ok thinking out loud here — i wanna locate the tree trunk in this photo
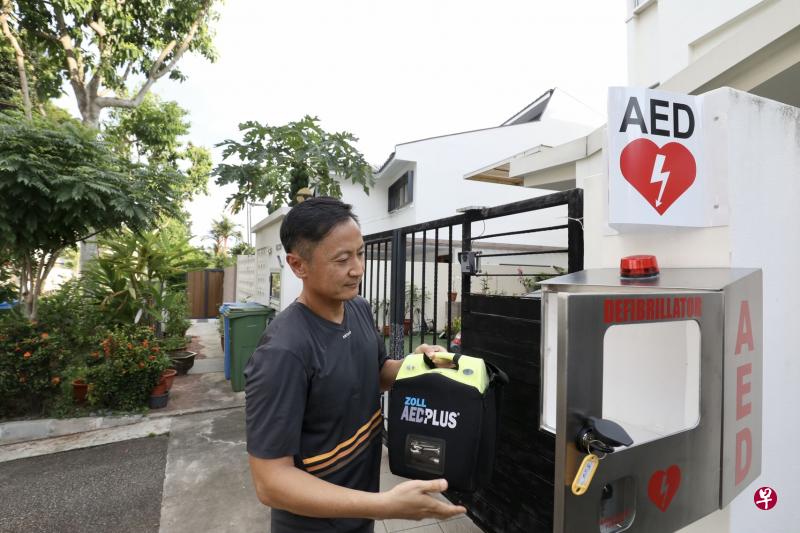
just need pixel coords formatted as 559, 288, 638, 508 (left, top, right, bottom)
0, 1, 32, 120
80, 98, 102, 129
20, 251, 60, 321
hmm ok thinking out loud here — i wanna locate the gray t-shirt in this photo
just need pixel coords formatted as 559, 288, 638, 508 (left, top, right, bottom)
245, 296, 388, 533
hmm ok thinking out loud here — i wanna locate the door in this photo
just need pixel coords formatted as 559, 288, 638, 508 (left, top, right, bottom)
206, 270, 224, 318
553, 291, 724, 533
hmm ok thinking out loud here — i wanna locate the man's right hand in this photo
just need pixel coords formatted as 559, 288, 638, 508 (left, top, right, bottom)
378, 479, 466, 520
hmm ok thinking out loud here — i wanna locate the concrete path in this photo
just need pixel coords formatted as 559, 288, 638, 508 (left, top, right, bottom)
159, 409, 269, 532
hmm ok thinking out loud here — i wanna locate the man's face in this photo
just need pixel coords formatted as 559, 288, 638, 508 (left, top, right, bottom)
289, 218, 365, 302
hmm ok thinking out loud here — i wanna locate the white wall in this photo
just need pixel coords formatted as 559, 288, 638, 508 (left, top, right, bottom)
582, 88, 800, 533
626, 0, 771, 88
252, 208, 303, 312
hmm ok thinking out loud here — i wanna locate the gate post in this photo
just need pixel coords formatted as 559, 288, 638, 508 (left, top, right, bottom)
567, 188, 584, 273
389, 229, 406, 358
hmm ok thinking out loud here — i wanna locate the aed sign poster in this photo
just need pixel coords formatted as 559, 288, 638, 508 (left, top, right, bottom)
608, 87, 723, 228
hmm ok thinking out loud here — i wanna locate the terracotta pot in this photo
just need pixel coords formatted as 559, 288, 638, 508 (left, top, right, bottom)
161, 368, 178, 391
151, 376, 168, 396
403, 319, 411, 335
448, 292, 458, 302
72, 379, 88, 404
382, 325, 391, 336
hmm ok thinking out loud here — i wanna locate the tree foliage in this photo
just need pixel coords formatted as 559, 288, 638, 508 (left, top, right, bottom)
215, 115, 374, 213
82, 224, 206, 327
104, 93, 211, 204
207, 214, 241, 257
3, 0, 220, 126
0, 111, 177, 318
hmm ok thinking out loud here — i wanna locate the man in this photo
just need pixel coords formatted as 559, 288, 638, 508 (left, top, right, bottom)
245, 197, 466, 532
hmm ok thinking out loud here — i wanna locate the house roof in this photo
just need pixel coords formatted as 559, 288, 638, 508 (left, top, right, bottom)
499, 89, 555, 126
372, 89, 559, 181
464, 126, 605, 189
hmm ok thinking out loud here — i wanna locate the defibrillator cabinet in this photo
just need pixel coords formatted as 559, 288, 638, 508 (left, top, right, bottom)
539, 268, 762, 533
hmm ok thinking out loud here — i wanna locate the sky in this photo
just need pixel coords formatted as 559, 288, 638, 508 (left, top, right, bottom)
73, 0, 630, 246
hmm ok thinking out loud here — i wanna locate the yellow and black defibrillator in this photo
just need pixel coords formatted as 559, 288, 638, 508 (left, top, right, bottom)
388, 352, 508, 492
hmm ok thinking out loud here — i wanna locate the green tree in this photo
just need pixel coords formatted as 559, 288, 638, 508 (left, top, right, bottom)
229, 242, 255, 256
0, 111, 177, 319
207, 215, 241, 257
2, 0, 219, 126
82, 224, 206, 326
215, 115, 374, 212
104, 93, 211, 204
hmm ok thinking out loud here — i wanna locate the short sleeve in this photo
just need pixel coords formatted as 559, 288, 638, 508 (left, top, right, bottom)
245, 343, 308, 459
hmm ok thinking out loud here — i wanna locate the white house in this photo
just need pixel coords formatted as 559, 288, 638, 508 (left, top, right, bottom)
248, 89, 604, 312
464, 2, 800, 532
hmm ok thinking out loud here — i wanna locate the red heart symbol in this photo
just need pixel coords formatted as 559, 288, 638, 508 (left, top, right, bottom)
619, 138, 696, 215
648, 465, 681, 512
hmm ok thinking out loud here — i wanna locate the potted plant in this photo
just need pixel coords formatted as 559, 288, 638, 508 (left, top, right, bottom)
161, 336, 197, 375
405, 284, 430, 333
150, 367, 177, 396
375, 299, 391, 336
70, 367, 89, 404
85, 327, 172, 411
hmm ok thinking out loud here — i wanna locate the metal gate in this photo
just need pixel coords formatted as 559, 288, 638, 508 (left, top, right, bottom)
361, 189, 583, 532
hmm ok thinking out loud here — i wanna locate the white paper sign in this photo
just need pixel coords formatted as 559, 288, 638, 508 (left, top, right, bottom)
608, 87, 722, 228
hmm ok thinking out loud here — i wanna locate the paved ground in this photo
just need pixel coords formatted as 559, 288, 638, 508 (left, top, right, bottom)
0, 436, 168, 533
159, 409, 268, 533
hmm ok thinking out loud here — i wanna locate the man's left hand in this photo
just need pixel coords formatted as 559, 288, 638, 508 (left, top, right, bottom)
414, 344, 453, 368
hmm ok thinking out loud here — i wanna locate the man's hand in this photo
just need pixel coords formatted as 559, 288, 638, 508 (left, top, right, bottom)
414, 344, 453, 368
378, 479, 466, 520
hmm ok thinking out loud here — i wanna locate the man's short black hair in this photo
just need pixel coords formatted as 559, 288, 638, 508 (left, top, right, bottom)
280, 197, 360, 258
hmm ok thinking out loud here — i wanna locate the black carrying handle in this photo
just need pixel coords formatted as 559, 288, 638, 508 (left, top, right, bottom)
422, 351, 460, 370
486, 361, 509, 386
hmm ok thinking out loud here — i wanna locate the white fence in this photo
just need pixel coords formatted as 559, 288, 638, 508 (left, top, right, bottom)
235, 255, 257, 302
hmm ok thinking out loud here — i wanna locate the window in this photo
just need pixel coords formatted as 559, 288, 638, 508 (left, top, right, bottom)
602, 320, 700, 446
388, 171, 413, 212
269, 271, 281, 302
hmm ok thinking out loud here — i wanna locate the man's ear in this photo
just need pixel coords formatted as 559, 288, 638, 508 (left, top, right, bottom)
285, 252, 307, 279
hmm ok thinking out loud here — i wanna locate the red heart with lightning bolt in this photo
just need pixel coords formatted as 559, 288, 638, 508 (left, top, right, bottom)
619, 139, 696, 215
648, 465, 681, 512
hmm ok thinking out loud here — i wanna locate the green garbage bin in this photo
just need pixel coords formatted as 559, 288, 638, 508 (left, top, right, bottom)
224, 304, 276, 392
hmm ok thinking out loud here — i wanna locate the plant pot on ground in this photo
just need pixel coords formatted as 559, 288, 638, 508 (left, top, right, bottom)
169, 351, 197, 375
161, 368, 178, 391
151, 368, 176, 396
149, 391, 169, 409
72, 379, 88, 404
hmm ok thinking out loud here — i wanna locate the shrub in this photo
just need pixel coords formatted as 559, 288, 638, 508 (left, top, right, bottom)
0, 313, 68, 417
85, 327, 171, 411
36, 278, 108, 351
163, 291, 191, 338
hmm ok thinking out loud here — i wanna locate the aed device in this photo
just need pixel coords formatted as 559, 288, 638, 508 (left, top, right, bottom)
388, 352, 508, 492
539, 263, 762, 533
